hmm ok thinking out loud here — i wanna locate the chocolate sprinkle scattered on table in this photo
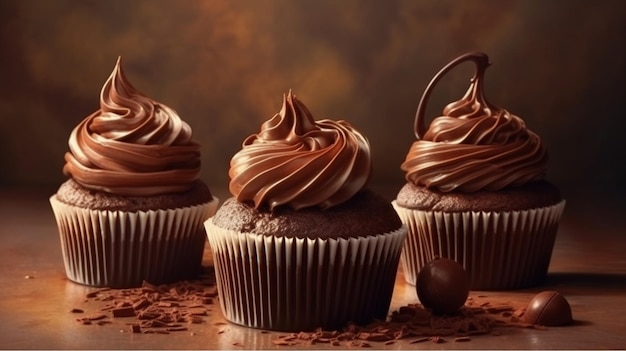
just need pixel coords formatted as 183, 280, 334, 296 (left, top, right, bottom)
72, 271, 217, 334
270, 295, 545, 347
70, 270, 566, 346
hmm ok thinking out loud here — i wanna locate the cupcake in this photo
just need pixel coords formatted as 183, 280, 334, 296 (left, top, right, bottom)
393, 52, 565, 290
205, 90, 407, 332
50, 57, 219, 288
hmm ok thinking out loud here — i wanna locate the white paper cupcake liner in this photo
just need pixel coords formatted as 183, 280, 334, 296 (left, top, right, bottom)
50, 195, 219, 288
392, 200, 565, 290
204, 219, 407, 332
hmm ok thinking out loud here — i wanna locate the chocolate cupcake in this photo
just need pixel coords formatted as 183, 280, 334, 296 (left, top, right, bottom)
393, 52, 565, 290
50, 57, 219, 288
205, 91, 407, 331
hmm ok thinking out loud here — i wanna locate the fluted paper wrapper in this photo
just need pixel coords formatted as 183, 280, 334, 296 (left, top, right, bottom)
50, 195, 219, 288
392, 200, 565, 290
205, 219, 407, 332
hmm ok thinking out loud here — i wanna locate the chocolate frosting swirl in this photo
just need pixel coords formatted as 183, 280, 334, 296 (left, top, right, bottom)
229, 91, 371, 211
63, 57, 201, 196
402, 52, 548, 192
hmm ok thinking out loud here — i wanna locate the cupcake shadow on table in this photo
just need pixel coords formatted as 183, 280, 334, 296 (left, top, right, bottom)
204, 90, 407, 332
393, 52, 565, 290
50, 57, 219, 288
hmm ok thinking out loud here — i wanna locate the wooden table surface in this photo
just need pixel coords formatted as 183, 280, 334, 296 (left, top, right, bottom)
1, 186, 625, 350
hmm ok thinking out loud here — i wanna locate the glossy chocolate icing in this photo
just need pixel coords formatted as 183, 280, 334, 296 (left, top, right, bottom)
229, 90, 371, 211
402, 52, 548, 192
63, 57, 201, 196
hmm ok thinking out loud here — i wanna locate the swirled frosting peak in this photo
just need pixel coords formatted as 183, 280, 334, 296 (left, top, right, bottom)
63, 57, 201, 196
229, 90, 371, 211
402, 52, 548, 192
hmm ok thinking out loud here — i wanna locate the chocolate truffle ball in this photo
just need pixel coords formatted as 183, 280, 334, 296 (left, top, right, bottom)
416, 258, 470, 315
522, 291, 573, 326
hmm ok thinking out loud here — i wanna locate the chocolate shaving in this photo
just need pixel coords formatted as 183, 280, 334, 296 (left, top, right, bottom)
270, 295, 540, 347
409, 337, 430, 344
187, 316, 204, 324
75, 270, 217, 334
132, 298, 150, 310
86, 314, 107, 321
430, 336, 446, 343
350, 340, 371, 348
85, 288, 111, 298
76, 313, 108, 325
112, 306, 135, 317
272, 339, 297, 346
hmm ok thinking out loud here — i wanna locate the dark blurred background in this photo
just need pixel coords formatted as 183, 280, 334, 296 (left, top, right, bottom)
1, 0, 625, 214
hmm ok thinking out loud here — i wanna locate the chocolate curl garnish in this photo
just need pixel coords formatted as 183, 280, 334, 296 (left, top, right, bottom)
101, 56, 143, 115
414, 52, 498, 139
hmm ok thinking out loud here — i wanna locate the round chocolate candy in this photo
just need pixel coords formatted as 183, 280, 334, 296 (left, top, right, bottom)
416, 257, 470, 315
522, 291, 573, 326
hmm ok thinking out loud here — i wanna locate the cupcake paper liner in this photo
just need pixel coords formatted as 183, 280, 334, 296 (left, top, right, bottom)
392, 200, 565, 290
204, 219, 407, 332
50, 195, 219, 288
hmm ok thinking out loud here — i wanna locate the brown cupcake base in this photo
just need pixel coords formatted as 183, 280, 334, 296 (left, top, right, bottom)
50, 195, 219, 288
393, 200, 566, 290
205, 219, 407, 332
